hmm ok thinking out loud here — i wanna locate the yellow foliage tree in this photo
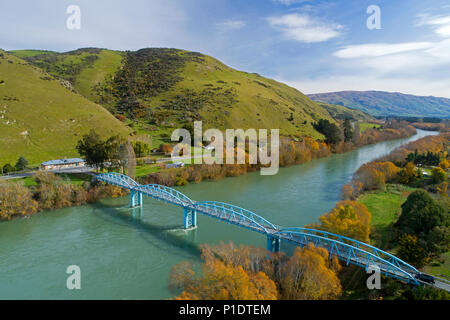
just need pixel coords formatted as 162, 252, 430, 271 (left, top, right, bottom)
313, 200, 372, 242
0, 182, 38, 219
280, 244, 342, 300
170, 252, 278, 300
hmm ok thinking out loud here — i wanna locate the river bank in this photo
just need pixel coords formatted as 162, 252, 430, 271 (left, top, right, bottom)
0, 123, 417, 221
0, 129, 437, 299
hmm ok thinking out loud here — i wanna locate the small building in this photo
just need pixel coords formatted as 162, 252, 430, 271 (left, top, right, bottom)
40, 158, 85, 170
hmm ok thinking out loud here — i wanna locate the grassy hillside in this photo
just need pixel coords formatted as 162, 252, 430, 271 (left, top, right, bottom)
0, 50, 130, 166
11, 48, 124, 103
308, 91, 450, 118
316, 102, 374, 121
14, 48, 337, 139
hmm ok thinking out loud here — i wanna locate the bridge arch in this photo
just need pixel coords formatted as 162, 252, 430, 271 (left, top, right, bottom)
96, 172, 139, 189
133, 184, 194, 207
279, 227, 419, 275
193, 201, 278, 234
273, 229, 420, 285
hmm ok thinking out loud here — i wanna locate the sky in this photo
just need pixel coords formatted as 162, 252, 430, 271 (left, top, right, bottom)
1, 0, 450, 98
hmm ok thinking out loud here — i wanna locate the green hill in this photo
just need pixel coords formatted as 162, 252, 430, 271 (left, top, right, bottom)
13, 48, 337, 139
308, 91, 450, 118
317, 102, 374, 121
0, 50, 130, 166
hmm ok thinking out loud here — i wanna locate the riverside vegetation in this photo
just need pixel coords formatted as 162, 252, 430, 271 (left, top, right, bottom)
168, 131, 449, 300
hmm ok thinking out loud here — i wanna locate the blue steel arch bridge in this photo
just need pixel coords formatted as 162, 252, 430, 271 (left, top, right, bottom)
96, 172, 432, 287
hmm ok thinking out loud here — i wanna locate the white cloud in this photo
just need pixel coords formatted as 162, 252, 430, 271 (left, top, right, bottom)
333, 42, 434, 59
267, 13, 342, 43
417, 14, 450, 37
272, 0, 312, 5
216, 20, 246, 31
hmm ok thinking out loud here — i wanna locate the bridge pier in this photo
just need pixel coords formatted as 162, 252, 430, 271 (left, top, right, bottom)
183, 208, 197, 229
267, 236, 281, 253
130, 190, 143, 208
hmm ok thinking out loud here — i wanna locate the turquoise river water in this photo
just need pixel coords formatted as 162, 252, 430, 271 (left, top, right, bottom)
0, 129, 438, 299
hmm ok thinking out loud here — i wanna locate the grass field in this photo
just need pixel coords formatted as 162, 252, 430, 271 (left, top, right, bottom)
360, 122, 381, 133
424, 252, 450, 278
359, 184, 416, 248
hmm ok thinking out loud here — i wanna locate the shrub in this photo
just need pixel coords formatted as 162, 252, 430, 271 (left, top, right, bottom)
431, 167, 446, 184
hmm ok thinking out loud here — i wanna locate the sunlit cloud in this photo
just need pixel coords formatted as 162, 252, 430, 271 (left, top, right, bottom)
333, 42, 434, 59
267, 13, 342, 43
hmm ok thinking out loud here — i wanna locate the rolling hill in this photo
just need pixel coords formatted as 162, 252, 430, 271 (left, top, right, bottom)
0, 50, 130, 166
316, 102, 374, 122
308, 91, 450, 118
3, 47, 380, 167
13, 48, 341, 139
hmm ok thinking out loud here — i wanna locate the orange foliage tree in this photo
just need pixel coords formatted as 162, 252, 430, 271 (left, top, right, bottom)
280, 244, 342, 300
170, 242, 343, 300
309, 200, 372, 242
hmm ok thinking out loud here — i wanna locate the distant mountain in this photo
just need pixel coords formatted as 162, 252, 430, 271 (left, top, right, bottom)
308, 91, 450, 118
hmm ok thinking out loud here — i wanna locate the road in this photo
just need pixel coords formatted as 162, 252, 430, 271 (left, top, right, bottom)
0, 166, 95, 181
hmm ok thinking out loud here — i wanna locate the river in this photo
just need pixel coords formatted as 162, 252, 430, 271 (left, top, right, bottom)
0, 129, 438, 299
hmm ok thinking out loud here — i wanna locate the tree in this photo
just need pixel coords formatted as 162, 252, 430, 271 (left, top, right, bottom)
313, 201, 372, 242
170, 248, 278, 300
313, 119, 342, 145
0, 183, 38, 219
352, 121, 361, 144
395, 190, 449, 256
280, 244, 342, 300
431, 167, 446, 184
397, 162, 418, 185
76, 130, 108, 172
439, 160, 449, 170
343, 118, 353, 142
15, 156, 28, 171
132, 141, 150, 157
2, 163, 14, 174
397, 234, 429, 266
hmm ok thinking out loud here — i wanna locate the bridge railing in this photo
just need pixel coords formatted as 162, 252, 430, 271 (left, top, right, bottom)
274, 229, 420, 285
134, 184, 194, 207
194, 201, 278, 234
96, 172, 139, 189
279, 227, 419, 276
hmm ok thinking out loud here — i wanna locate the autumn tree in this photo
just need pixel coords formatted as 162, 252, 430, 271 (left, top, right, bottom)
311, 200, 372, 242
439, 160, 449, 170
397, 162, 418, 185
170, 248, 278, 300
0, 182, 38, 219
279, 244, 342, 300
431, 167, 446, 184
169, 242, 342, 300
